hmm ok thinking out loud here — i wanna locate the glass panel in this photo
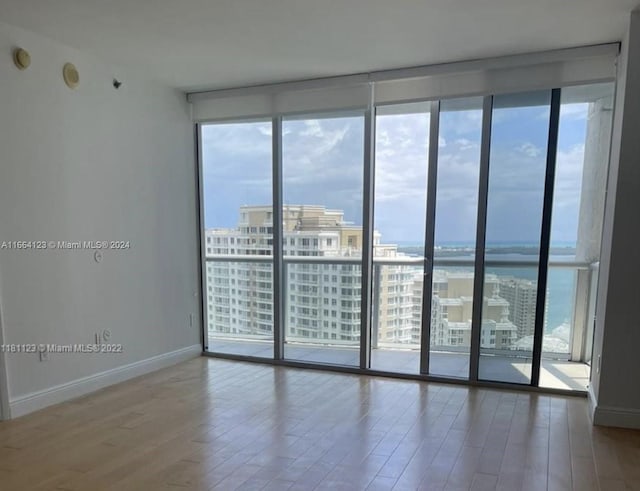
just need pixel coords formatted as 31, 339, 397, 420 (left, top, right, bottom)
282, 114, 364, 366
543, 267, 577, 357
430, 266, 476, 378
478, 90, 551, 384
540, 83, 614, 390
205, 261, 274, 357
284, 262, 361, 366
201, 121, 274, 357
429, 97, 483, 378
370, 102, 430, 373
480, 267, 539, 383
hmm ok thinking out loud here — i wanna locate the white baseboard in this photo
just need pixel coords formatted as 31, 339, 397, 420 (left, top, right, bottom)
593, 404, 640, 429
589, 386, 640, 429
8, 344, 202, 419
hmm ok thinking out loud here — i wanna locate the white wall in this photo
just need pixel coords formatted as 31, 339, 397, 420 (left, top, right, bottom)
0, 22, 200, 418
590, 9, 640, 429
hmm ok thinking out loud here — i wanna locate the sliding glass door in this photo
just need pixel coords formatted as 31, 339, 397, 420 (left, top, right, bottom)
540, 83, 614, 390
201, 121, 274, 358
429, 97, 484, 378
367, 98, 484, 378
370, 102, 431, 374
199, 83, 614, 392
477, 91, 553, 384
281, 113, 365, 366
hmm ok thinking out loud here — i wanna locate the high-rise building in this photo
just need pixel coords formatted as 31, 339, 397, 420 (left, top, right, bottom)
206, 205, 519, 350
205, 205, 367, 343
372, 243, 420, 346
428, 271, 517, 349
498, 277, 541, 338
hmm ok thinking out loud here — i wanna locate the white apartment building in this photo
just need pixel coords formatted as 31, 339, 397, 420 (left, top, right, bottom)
205, 205, 365, 344
498, 276, 542, 338
428, 271, 518, 350
206, 205, 525, 351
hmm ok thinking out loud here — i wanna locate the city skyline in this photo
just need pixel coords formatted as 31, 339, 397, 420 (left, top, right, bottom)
204, 204, 571, 354
204, 206, 579, 249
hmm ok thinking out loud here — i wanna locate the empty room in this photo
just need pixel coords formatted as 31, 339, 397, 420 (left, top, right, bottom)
1, 1, 640, 489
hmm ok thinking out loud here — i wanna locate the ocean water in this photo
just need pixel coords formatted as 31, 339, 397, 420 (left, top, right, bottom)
485, 266, 575, 333
396, 242, 577, 333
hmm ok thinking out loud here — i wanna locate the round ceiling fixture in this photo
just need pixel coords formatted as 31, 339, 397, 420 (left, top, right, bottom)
63, 62, 80, 89
13, 47, 31, 70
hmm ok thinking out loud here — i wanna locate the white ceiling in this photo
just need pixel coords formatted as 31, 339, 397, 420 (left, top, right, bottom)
1, 0, 637, 92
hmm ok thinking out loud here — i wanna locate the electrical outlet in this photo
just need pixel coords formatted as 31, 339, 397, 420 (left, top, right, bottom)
39, 350, 50, 362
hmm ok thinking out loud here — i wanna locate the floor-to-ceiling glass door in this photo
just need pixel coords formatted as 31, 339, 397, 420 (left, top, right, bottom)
477, 90, 554, 385
367, 91, 587, 385
199, 83, 614, 392
369, 102, 432, 374
367, 98, 486, 378
200, 120, 274, 358
281, 112, 365, 366
428, 97, 484, 379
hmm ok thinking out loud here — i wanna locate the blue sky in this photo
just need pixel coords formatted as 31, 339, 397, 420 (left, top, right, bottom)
283, 118, 364, 224
202, 96, 590, 247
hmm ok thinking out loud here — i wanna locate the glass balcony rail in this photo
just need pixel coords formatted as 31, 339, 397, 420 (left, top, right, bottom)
205, 255, 593, 376
282, 258, 362, 366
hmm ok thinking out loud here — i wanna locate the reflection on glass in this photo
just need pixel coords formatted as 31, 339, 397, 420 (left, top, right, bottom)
478, 91, 551, 384
370, 103, 429, 373
429, 97, 483, 378
282, 115, 364, 366
202, 121, 273, 357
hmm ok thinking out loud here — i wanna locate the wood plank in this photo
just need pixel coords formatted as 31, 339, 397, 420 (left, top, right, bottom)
0, 357, 637, 490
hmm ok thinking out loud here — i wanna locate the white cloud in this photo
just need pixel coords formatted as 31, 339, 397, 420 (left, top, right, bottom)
373, 111, 487, 242
518, 142, 542, 158
201, 105, 593, 245
283, 119, 353, 180
374, 112, 430, 205
280, 117, 365, 223
440, 108, 483, 136
549, 143, 586, 242
257, 125, 272, 137
454, 138, 478, 151
300, 119, 323, 137
202, 122, 272, 163
560, 103, 589, 120
536, 102, 589, 122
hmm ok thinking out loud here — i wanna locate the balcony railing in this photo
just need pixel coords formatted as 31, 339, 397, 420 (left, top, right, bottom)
204, 254, 595, 362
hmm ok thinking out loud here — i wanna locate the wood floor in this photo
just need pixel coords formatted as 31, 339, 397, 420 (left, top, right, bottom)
209, 338, 591, 390
0, 358, 639, 490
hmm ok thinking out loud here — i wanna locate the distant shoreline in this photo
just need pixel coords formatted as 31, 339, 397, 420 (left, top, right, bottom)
398, 245, 576, 257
